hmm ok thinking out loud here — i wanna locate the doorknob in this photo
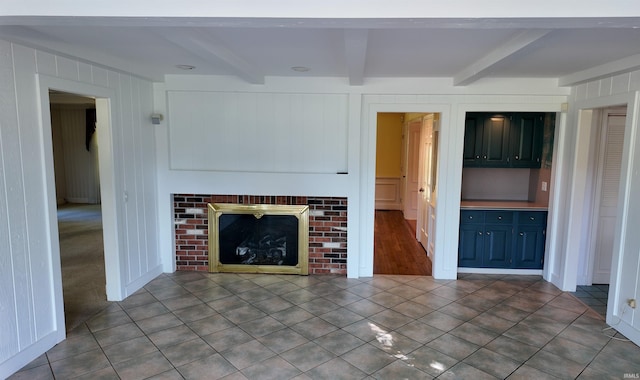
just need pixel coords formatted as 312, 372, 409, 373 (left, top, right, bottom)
419, 188, 425, 192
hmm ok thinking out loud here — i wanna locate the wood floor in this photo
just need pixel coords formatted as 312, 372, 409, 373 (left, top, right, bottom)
374, 210, 432, 275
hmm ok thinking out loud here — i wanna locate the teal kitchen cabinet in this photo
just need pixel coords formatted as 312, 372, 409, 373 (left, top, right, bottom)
512, 211, 546, 269
459, 209, 547, 269
463, 113, 510, 167
463, 112, 545, 168
509, 113, 544, 168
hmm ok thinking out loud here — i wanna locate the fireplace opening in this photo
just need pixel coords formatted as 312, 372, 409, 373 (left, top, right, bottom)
208, 203, 309, 275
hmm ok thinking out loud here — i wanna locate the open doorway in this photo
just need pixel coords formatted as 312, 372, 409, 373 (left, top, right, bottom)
573, 107, 626, 318
49, 91, 109, 331
373, 112, 437, 275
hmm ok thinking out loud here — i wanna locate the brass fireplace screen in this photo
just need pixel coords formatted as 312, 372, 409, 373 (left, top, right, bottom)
208, 203, 309, 275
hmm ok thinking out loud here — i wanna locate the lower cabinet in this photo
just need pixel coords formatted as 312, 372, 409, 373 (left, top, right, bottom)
459, 209, 546, 269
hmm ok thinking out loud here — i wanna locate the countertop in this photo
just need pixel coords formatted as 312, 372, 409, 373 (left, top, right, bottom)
460, 200, 548, 211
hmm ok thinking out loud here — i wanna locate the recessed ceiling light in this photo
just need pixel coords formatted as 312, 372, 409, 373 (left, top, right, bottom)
291, 66, 310, 72
176, 64, 196, 70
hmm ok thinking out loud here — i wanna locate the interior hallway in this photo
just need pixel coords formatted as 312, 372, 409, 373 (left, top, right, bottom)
374, 210, 432, 276
57, 203, 109, 331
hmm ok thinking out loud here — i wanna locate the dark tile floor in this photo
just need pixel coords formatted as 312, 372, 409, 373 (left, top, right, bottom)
571, 284, 609, 318
9, 272, 640, 379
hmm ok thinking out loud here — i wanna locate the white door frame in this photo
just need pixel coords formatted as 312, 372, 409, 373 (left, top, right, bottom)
362, 102, 453, 279
585, 108, 626, 285
561, 91, 639, 345
37, 74, 122, 336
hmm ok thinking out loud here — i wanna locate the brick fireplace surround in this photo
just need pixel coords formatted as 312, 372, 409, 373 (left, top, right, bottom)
173, 194, 347, 275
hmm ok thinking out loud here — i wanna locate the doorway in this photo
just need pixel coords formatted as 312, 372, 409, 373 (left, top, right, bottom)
49, 91, 109, 331
588, 108, 626, 285
373, 112, 437, 275
38, 74, 121, 337
573, 107, 626, 318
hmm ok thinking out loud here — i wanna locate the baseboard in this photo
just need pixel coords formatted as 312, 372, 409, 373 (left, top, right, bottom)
123, 264, 164, 299
457, 267, 544, 275
0, 330, 63, 379
375, 202, 402, 210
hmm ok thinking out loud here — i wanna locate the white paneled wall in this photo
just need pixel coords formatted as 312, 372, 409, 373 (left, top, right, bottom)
0, 40, 159, 377
168, 91, 348, 173
562, 69, 640, 346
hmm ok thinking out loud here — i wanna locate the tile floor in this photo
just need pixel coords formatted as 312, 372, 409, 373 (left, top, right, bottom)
571, 285, 609, 318
10, 272, 640, 380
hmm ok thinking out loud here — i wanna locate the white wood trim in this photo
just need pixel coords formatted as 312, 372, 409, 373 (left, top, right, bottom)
458, 268, 543, 275
454, 30, 550, 86
375, 177, 402, 210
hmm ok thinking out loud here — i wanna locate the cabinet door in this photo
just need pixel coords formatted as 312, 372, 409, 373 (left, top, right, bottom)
459, 224, 484, 267
482, 224, 512, 268
513, 226, 545, 269
510, 113, 544, 168
482, 115, 510, 167
463, 113, 484, 167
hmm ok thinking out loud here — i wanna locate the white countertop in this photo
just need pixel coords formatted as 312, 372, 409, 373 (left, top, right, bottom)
460, 200, 548, 211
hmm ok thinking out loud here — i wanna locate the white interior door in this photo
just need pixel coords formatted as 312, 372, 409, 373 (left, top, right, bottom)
591, 112, 625, 284
403, 120, 422, 220
417, 115, 433, 248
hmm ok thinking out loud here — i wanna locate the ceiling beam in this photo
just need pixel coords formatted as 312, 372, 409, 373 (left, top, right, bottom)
559, 53, 640, 86
453, 29, 550, 86
344, 29, 369, 85
160, 29, 264, 84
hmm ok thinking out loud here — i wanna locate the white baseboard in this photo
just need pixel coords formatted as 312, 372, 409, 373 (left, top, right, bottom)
0, 330, 63, 379
457, 267, 544, 276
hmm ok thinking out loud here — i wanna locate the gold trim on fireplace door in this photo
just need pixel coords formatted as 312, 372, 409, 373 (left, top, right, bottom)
208, 203, 309, 275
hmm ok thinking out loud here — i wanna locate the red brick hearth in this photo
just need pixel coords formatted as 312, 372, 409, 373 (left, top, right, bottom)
173, 194, 347, 275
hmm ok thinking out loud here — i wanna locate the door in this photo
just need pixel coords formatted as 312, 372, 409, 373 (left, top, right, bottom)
463, 113, 484, 167
403, 120, 422, 220
417, 114, 433, 249
591, 112, 625, 284
509, 113, 544, 168
459, 224, 484, 267
482, 114, 511, 167
483, 224, 512, 268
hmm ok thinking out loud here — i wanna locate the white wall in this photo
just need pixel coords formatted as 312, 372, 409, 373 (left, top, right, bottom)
154, 75, 569, 281
558, 70, 640, 345
0, 40, 160, 378
167, 91, 348, 173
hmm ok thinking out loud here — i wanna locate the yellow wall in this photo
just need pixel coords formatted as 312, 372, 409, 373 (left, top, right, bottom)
376, 113, 404, 177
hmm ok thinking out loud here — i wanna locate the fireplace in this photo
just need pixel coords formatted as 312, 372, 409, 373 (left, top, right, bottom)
208, 203, 309, 275
174, 194, 347, 275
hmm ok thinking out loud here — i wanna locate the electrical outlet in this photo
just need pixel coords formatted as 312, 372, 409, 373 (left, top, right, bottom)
628, 299, 637, 309
541, 181, 548, 192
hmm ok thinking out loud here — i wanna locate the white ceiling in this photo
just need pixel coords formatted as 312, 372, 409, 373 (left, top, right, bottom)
2, 6, 640, 86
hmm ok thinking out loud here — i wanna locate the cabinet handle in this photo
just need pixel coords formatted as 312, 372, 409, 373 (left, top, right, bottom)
520, 232, 524, 236
478, 231, 482, 235
476, 155, 480, 159
486, 232, 490, 235
483, 155, 487, 159
515, 155, 519, 160
497, 216, 502, 220
469, 215, 473, 219
530, 217, 535, 221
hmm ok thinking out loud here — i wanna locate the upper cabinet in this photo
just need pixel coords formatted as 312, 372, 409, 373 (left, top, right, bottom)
463, 112, 545, 168
509, 113, 544, 168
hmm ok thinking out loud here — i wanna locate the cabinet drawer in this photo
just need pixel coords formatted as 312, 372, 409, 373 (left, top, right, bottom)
484, 211, 513, 224
460, 210, 484, 224
518, 211, 547, 226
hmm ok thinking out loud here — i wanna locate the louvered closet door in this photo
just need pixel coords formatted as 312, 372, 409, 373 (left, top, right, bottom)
592, 114, 625, 284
